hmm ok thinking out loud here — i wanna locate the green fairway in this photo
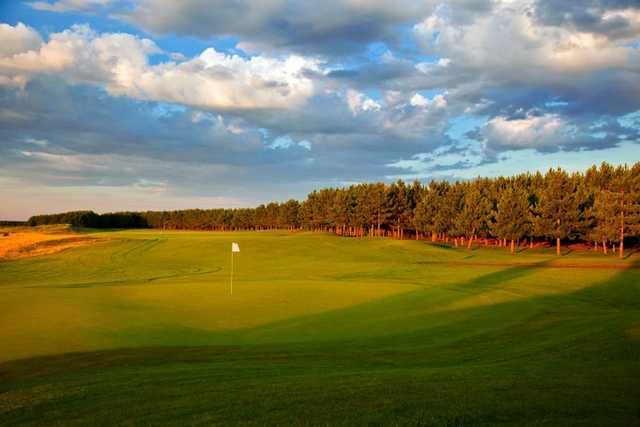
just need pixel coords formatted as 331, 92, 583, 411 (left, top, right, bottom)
1, 230, 639, 425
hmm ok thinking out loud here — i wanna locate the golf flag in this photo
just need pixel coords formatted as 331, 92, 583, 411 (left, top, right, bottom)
230, 242, 239, 295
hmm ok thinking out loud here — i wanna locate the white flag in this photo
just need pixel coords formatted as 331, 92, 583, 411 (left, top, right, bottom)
232, 242, 240, 252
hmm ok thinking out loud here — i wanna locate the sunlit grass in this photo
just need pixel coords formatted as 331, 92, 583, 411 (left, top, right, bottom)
0, 230, 638, 425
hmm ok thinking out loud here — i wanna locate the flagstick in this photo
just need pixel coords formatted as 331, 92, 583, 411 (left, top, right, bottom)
230, 250, 234, 296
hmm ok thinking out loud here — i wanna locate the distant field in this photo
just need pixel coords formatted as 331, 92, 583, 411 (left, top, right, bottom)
1, 230, 639, 425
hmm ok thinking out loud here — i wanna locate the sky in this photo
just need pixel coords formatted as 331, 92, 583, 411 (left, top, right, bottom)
0, 0, 639, 220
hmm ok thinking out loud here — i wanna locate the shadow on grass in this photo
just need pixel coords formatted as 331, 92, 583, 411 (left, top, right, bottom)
70, 227, 134, 234
1, 261, 638, 426
3, 259, 636, 365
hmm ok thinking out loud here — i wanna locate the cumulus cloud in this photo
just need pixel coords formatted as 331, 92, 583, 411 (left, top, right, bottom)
408, 0, 640, 153
410, 93, 447, 109
1, 0, 639, 219
473, 111, 640, 152
0, 23, 43, 57
0, 79, 323, 217
410, 0, 640, 116
414, 1, 640, 78
132, 48, 321, 110
115, 0, 433, 56
0, 75, 458, 209
480, 113, 576, 149
346, 89, 381, 115
533, 0, 640, 40
0, 23, 321, 110
0, 24, 159, 88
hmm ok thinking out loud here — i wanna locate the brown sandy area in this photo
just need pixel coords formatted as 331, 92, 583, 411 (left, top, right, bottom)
0, 229, 101, 260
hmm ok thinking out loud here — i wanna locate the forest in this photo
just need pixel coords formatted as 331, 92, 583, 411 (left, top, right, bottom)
27, 162, 640, 257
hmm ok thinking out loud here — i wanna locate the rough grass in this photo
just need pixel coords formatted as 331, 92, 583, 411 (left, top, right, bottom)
0, 226, 100, 260
0, 230, 638, 426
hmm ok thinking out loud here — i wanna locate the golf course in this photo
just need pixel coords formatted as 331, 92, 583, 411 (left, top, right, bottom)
1, 229, 639, 425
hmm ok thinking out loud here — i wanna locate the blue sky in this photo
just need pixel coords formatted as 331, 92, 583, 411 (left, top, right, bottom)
1, 0, 639, 219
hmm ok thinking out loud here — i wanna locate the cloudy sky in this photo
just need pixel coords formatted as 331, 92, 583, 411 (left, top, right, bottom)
1, 0, 639, 219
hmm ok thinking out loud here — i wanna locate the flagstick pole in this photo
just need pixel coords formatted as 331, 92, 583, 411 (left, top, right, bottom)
230, 250, 233, 296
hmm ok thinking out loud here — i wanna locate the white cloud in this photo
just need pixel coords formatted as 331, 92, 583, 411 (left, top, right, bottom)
0, 24, 321, 110
346, 89, 381, 115
24, 137, 49, 147
269, 135, 312, 151
28, 0, 112, 13
414, 1, 640, 79
481, 113, 577, 149
410, 93, 447, 109
17, 150, 111, 173
0, 23, 42, 58
0, 25, 158, 88
130, 48, 320, 110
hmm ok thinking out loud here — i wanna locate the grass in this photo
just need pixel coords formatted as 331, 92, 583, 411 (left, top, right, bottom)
0, 230, 639, 425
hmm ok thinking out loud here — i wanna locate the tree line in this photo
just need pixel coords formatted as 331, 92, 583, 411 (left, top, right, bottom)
0, 220, 27, 226
27, 162, 640, 257
27, 211, 147, 229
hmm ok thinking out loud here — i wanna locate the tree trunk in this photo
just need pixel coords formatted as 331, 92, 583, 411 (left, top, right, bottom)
603, 240, 608, 255
529, 238, 533, 249
556, 237, 560, 256
620, 195, 625, 258
510, 239, 515, 254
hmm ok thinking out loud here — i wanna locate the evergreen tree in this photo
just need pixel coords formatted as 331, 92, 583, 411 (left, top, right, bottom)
592, 190, 619, 254
494, 185, 531, 253
612, 164, 640, 257
27, 161, 640, 255
537, 169, 580, 256
415, 181, 446, 241
456, 181, 492, 249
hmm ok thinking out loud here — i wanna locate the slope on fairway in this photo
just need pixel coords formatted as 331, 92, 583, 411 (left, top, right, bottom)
0, 231, 639, 425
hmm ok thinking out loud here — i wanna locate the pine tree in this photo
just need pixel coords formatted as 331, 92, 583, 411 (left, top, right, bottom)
612, 164, 640, 257
537, 169, 580, 256
437, 182, 461, 243
456, 181, 492, 249
385, 181, 410, 239
415, 181, 446, 241
494, 185, 531, 253
592, 190, 619, 254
